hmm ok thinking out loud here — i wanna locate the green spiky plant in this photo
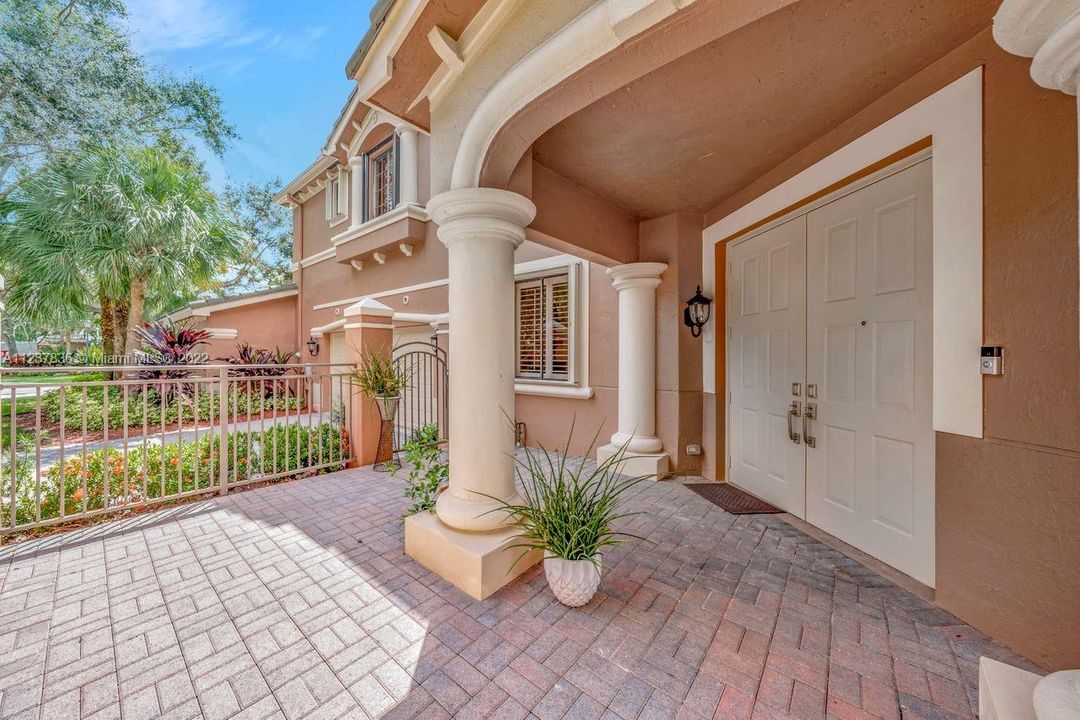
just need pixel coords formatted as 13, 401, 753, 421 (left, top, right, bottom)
349, 348, 409, 398
487, 422, 651, 567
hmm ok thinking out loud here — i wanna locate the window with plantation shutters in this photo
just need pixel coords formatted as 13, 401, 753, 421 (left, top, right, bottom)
516, 272, 572, 381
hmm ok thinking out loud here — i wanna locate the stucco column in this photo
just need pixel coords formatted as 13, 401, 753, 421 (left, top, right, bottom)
431, 188, 533, 530
598, 262, 670, 478
404, 188, 542, 600
348, 155, 364, 228
343, 298, 394, 465
396, 127, 419, 207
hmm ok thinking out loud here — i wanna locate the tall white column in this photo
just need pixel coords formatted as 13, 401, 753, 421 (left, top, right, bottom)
396, 127, 419, 207
348, 155, 364, 228
404, 187, 541, 600
430, 187, 534, 530
598, 262, 669, 477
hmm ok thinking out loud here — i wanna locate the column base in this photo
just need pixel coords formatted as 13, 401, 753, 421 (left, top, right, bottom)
404, 512, 541, 600
978, 657, 1039, 720
597, 444, 669, 479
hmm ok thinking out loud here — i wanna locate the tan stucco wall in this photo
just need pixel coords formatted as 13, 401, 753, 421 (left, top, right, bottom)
195, 295, 299, 361
704, 30, 1080, 670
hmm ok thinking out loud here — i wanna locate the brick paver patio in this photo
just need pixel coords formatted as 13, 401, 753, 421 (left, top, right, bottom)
0, 465, 1041, 719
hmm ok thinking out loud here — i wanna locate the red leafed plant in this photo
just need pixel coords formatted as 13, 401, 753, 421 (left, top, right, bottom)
227, 342, 297, 397
132, 319, 210, 394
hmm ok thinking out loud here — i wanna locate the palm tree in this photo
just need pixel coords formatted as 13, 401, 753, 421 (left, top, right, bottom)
1, 146, 246, 362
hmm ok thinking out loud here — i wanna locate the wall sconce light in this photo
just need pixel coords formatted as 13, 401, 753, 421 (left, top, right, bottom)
306, 336, 320, 356
683, 285, 712, 338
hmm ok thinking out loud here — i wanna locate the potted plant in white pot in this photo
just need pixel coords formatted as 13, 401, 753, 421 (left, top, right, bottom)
350, 348, 409, 466
489, 430, 649, 607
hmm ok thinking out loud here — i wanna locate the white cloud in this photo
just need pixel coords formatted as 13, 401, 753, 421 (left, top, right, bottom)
127, 0, 240, 53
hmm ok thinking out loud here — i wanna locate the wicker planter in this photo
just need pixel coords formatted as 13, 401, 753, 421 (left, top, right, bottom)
374, 395, 400, 422
544, 553, 602, 607
373, 395, 400, 468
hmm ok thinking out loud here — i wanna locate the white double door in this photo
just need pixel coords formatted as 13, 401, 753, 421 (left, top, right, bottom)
728, 159, 934, 585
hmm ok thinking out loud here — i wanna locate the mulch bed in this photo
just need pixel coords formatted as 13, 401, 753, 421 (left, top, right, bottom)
684, 482, 783, 514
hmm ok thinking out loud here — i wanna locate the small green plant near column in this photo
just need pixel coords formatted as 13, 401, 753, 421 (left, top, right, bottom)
488, 424, 651, 607
397, 424, 448, 518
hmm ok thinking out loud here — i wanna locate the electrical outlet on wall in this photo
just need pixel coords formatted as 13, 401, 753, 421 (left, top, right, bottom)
686, 444, 702, 456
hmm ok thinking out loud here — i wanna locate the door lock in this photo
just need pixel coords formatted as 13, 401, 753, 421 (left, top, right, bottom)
791, 382, 802, 397
803, 402, 817, 448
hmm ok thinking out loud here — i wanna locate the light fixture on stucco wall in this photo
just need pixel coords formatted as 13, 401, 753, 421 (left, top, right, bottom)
683, 285, 712, 338
306, 336, 320, 356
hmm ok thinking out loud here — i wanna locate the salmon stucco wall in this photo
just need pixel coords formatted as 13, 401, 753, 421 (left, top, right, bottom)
196, 295, 298, 361
706, 30, 1080, 670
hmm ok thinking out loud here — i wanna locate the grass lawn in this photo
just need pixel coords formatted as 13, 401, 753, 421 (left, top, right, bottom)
1, 371, 106, 384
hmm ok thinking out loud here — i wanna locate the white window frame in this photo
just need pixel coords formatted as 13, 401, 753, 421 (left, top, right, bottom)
325, 171, 347, 226
513, 255, 593, 400
364, 136, 397, 221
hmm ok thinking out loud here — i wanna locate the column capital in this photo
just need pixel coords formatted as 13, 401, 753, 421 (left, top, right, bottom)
427, 188, 536, 249
347, 154, 364, 168
995, 0, 1080, 95
394, 124, 419, 137
607, 261, 668, 291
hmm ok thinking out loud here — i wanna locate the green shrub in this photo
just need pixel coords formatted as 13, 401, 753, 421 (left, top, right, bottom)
1, 422, 346, 528
259, 423, 349, 476
41, 386, 302, 433
397, 424, 447, 517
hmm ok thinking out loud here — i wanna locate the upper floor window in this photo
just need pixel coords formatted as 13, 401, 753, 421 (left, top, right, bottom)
364, 136, 396, 221
516, 272, 572, 382
325, 172, 344, 222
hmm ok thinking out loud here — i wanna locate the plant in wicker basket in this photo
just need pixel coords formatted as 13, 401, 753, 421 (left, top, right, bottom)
487, 423, 651, 607
349, 348, 410, 466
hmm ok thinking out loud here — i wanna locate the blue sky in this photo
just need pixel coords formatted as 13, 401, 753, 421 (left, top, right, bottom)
126, 0, 378, 191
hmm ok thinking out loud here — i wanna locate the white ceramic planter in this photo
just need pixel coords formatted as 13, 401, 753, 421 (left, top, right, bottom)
544, 553, 602, 607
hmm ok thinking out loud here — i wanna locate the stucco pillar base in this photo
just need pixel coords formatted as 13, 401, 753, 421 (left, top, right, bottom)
978, 657, 1039, 720
404, 512, 541, 600
597, 444, 669, 480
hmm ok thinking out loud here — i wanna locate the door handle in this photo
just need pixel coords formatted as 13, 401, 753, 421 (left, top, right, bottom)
803, 402, 817, 448
787, 401, 802, 444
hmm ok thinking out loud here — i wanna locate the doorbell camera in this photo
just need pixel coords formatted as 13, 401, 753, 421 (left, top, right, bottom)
980, 346, 1004, 376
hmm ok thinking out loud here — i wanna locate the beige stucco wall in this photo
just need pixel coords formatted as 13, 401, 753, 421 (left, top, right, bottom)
703, 30, 1080, 671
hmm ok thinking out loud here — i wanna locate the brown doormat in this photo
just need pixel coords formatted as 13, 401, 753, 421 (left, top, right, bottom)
685, 483, 783, 514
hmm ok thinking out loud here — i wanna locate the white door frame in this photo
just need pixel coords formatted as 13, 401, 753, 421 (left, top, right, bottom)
725, 148, 932, 487
725, 152, 936, 584
706, 68, 983, 441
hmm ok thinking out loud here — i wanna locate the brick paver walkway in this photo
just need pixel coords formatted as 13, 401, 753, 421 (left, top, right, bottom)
0, 466, 1041, 719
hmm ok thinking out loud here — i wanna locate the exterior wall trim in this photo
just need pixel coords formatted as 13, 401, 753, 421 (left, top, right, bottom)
299, 247, 338, 268
703, 68, 984, 439
168, 288, 299, 321
311, 319, 346, 335
331, 203, 429, 247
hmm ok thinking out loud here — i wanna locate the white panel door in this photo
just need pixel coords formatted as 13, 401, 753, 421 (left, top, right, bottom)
327, 332, 347, 413
805, 159, 934, 585
728, 216, 807, 516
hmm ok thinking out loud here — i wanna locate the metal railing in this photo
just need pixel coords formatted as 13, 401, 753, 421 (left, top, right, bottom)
0, 362, 355, 535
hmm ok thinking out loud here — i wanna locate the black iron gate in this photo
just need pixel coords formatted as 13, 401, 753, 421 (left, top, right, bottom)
392, 339, 448, 452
